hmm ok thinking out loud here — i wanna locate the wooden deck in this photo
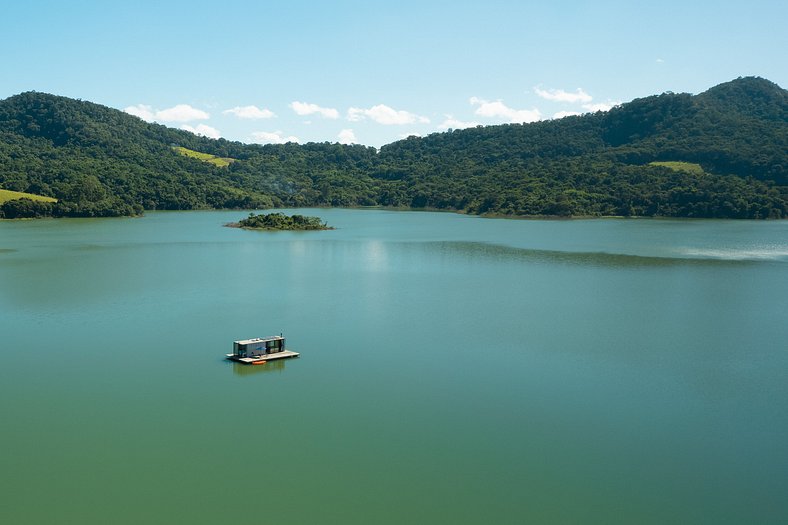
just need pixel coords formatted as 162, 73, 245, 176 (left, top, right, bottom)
226, 350, 300, 364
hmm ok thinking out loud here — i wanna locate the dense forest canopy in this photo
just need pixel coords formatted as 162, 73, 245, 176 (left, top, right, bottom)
1, 76, 786, 219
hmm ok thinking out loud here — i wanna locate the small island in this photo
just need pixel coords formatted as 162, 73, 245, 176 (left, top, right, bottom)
228, 212, 332, 231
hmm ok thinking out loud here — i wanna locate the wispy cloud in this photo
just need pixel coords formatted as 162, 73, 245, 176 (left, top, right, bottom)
469, 97, 541, 123
437, 116, 480, 130
223, 105, 275, 119
338, 129, 357, 144
125, 103, 210, 123
347, 104, 430, 125
181, 124, 221, 139
656, 58, 665, 63
290, 101, 339, 119
251, 131, 300, 144
533, 87, 593, 104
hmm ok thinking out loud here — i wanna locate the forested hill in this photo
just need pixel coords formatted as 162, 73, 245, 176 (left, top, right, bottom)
1, 76, 786, 219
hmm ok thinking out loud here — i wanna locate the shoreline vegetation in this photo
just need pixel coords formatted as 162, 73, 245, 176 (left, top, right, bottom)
227, 212, 332, 231
2, 204, 765, 223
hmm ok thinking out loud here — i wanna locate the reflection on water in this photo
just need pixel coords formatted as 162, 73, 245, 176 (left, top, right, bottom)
72, 244, 108, 251
416, 241, 759, 268
231, 359, 289, 376
678, 246, 788, 261
364, 240, 388, 272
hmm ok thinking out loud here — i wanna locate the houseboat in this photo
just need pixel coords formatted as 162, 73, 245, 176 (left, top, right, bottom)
226, 334, 299, 364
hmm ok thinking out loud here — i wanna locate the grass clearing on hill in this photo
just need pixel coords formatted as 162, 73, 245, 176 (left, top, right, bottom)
173, 146, 235, 167
649, 161, 705, 175
0, 189, 58, 204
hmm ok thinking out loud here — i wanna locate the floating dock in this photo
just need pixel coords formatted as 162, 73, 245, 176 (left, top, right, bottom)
226, 335, 299, 365
226, 350, 300, 364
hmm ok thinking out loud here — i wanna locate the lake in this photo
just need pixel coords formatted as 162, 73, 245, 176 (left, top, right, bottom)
1, 209, 787, 524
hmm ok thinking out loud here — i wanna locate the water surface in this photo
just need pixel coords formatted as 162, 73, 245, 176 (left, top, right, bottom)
1, 210, 787, 524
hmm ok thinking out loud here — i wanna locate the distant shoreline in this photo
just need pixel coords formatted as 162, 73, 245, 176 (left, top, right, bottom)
3, 206, 783, 223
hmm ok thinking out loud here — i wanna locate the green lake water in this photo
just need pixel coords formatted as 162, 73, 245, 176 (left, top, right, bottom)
1, 209, 787, 524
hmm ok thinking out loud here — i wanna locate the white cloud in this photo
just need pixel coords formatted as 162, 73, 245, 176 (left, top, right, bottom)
124, 103, 209, 122
552, 110, 582, 119
337, 129, 357, 144
534, 87, 593, 104
347, 104, 430, 125
124, 104, 156, 121
222, 105, 275, 119
180, 124, 221, 139
251, 131, 300, 144
469, 97, 541, 123
290, 101, 339, 119
656, 58, 665, 63
437, 116, 480, 131
582, 101, 621, 112
155, 104, 210, 122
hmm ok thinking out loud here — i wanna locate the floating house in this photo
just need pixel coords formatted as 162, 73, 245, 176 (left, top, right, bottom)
226, 335, 299, 364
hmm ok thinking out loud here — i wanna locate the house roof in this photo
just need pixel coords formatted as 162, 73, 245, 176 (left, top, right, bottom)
235, 336, 284, 345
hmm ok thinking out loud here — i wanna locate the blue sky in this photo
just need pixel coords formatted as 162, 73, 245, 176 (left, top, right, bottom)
2, 0, 786, 147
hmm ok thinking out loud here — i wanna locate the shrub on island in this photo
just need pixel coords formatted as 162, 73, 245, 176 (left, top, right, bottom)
232, 212, 331, 230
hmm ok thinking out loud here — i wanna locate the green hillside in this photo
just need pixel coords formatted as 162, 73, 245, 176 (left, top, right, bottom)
0, 92, 273, 218
1, 77, 786, 219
